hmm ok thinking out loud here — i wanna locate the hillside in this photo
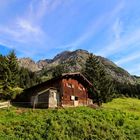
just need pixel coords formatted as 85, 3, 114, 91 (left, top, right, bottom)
0, 98, 140, 139
134, 76, 140, 84
18, 49, 136, 84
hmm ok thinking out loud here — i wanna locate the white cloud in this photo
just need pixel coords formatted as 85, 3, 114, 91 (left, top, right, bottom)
115, 52, 140, 65
17, 19, 41, 34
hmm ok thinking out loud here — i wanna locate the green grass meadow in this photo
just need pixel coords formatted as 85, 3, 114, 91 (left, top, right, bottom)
0, 98, 140, 140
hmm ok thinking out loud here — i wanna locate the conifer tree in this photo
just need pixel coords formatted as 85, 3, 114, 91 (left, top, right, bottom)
0, 55, 11, 99
0, 52, 22, 100
83, 54, 115, 105
7, 50, 19, 87
83, 54, 100, 88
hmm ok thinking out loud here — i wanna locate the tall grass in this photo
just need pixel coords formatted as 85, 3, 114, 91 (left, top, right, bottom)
0, 98, 140, 140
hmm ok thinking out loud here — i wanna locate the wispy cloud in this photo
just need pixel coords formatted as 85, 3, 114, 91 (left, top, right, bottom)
58, 15, 107, 50
0, 0, 77, 60
96, 27, 140, 57
59, 0, 124, 50
93, 3, 140, 76
112, 18, 122, 45
0, 1, 42, 43
28, 0, 66, 22
0, 40, 13, 49
0, 0, 70, 50
95, 0, 140, 58
0, 0, 65, 55
17, 19, 41, 34
115, 52, 140, 65
94, 17, 123, 56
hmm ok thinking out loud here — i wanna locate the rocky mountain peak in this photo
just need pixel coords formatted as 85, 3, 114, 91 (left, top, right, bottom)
53, 51, 71, 61
37, 59, 53, 69
18, 57, 40, 72
18, 49, 137, 84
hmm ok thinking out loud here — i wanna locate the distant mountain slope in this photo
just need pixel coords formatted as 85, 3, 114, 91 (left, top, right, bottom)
134, 76, 140, 84
18, 58, 40, 72
18, 49, 136, 84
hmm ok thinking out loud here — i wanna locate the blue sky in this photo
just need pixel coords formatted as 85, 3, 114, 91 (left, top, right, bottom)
0, 0, 140, 76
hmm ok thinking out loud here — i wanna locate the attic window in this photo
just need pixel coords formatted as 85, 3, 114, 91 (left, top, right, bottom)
66, 83, 74, 88
78, 86, 86, 91
78, 86, 83, 91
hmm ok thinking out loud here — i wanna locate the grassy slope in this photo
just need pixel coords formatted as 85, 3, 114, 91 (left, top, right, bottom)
103, 98, 140, 115
0, 98, 140, 140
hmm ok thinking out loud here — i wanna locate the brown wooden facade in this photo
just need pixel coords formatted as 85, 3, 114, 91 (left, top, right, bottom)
15, 72, 94, 108
62, 78, 88, 107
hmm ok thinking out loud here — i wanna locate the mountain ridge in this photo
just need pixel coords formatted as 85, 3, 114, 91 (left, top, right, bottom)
18, 49, 137, 84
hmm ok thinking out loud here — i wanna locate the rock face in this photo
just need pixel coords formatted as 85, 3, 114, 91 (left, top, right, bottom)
98, 57, 136, 84
18, 49, 136, 84
18, 58, 41, 72
36, 49, 89, 70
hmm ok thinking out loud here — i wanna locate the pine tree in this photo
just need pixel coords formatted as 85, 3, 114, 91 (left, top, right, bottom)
7, 50, 19, 87
83, 54, 115, 105
83, 54, 100, 87
0, 52, 22, 100
0, 55, 11, 99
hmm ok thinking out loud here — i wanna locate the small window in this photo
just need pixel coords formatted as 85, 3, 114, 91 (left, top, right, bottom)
66, 83, 74, 88
78, 86, 83, 91
75, 97, 78, 100
71, 95, 75, 100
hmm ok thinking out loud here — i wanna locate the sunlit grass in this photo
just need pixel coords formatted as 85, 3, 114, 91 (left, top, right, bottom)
103, 98, 140, 115
0, 98, 140, 139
